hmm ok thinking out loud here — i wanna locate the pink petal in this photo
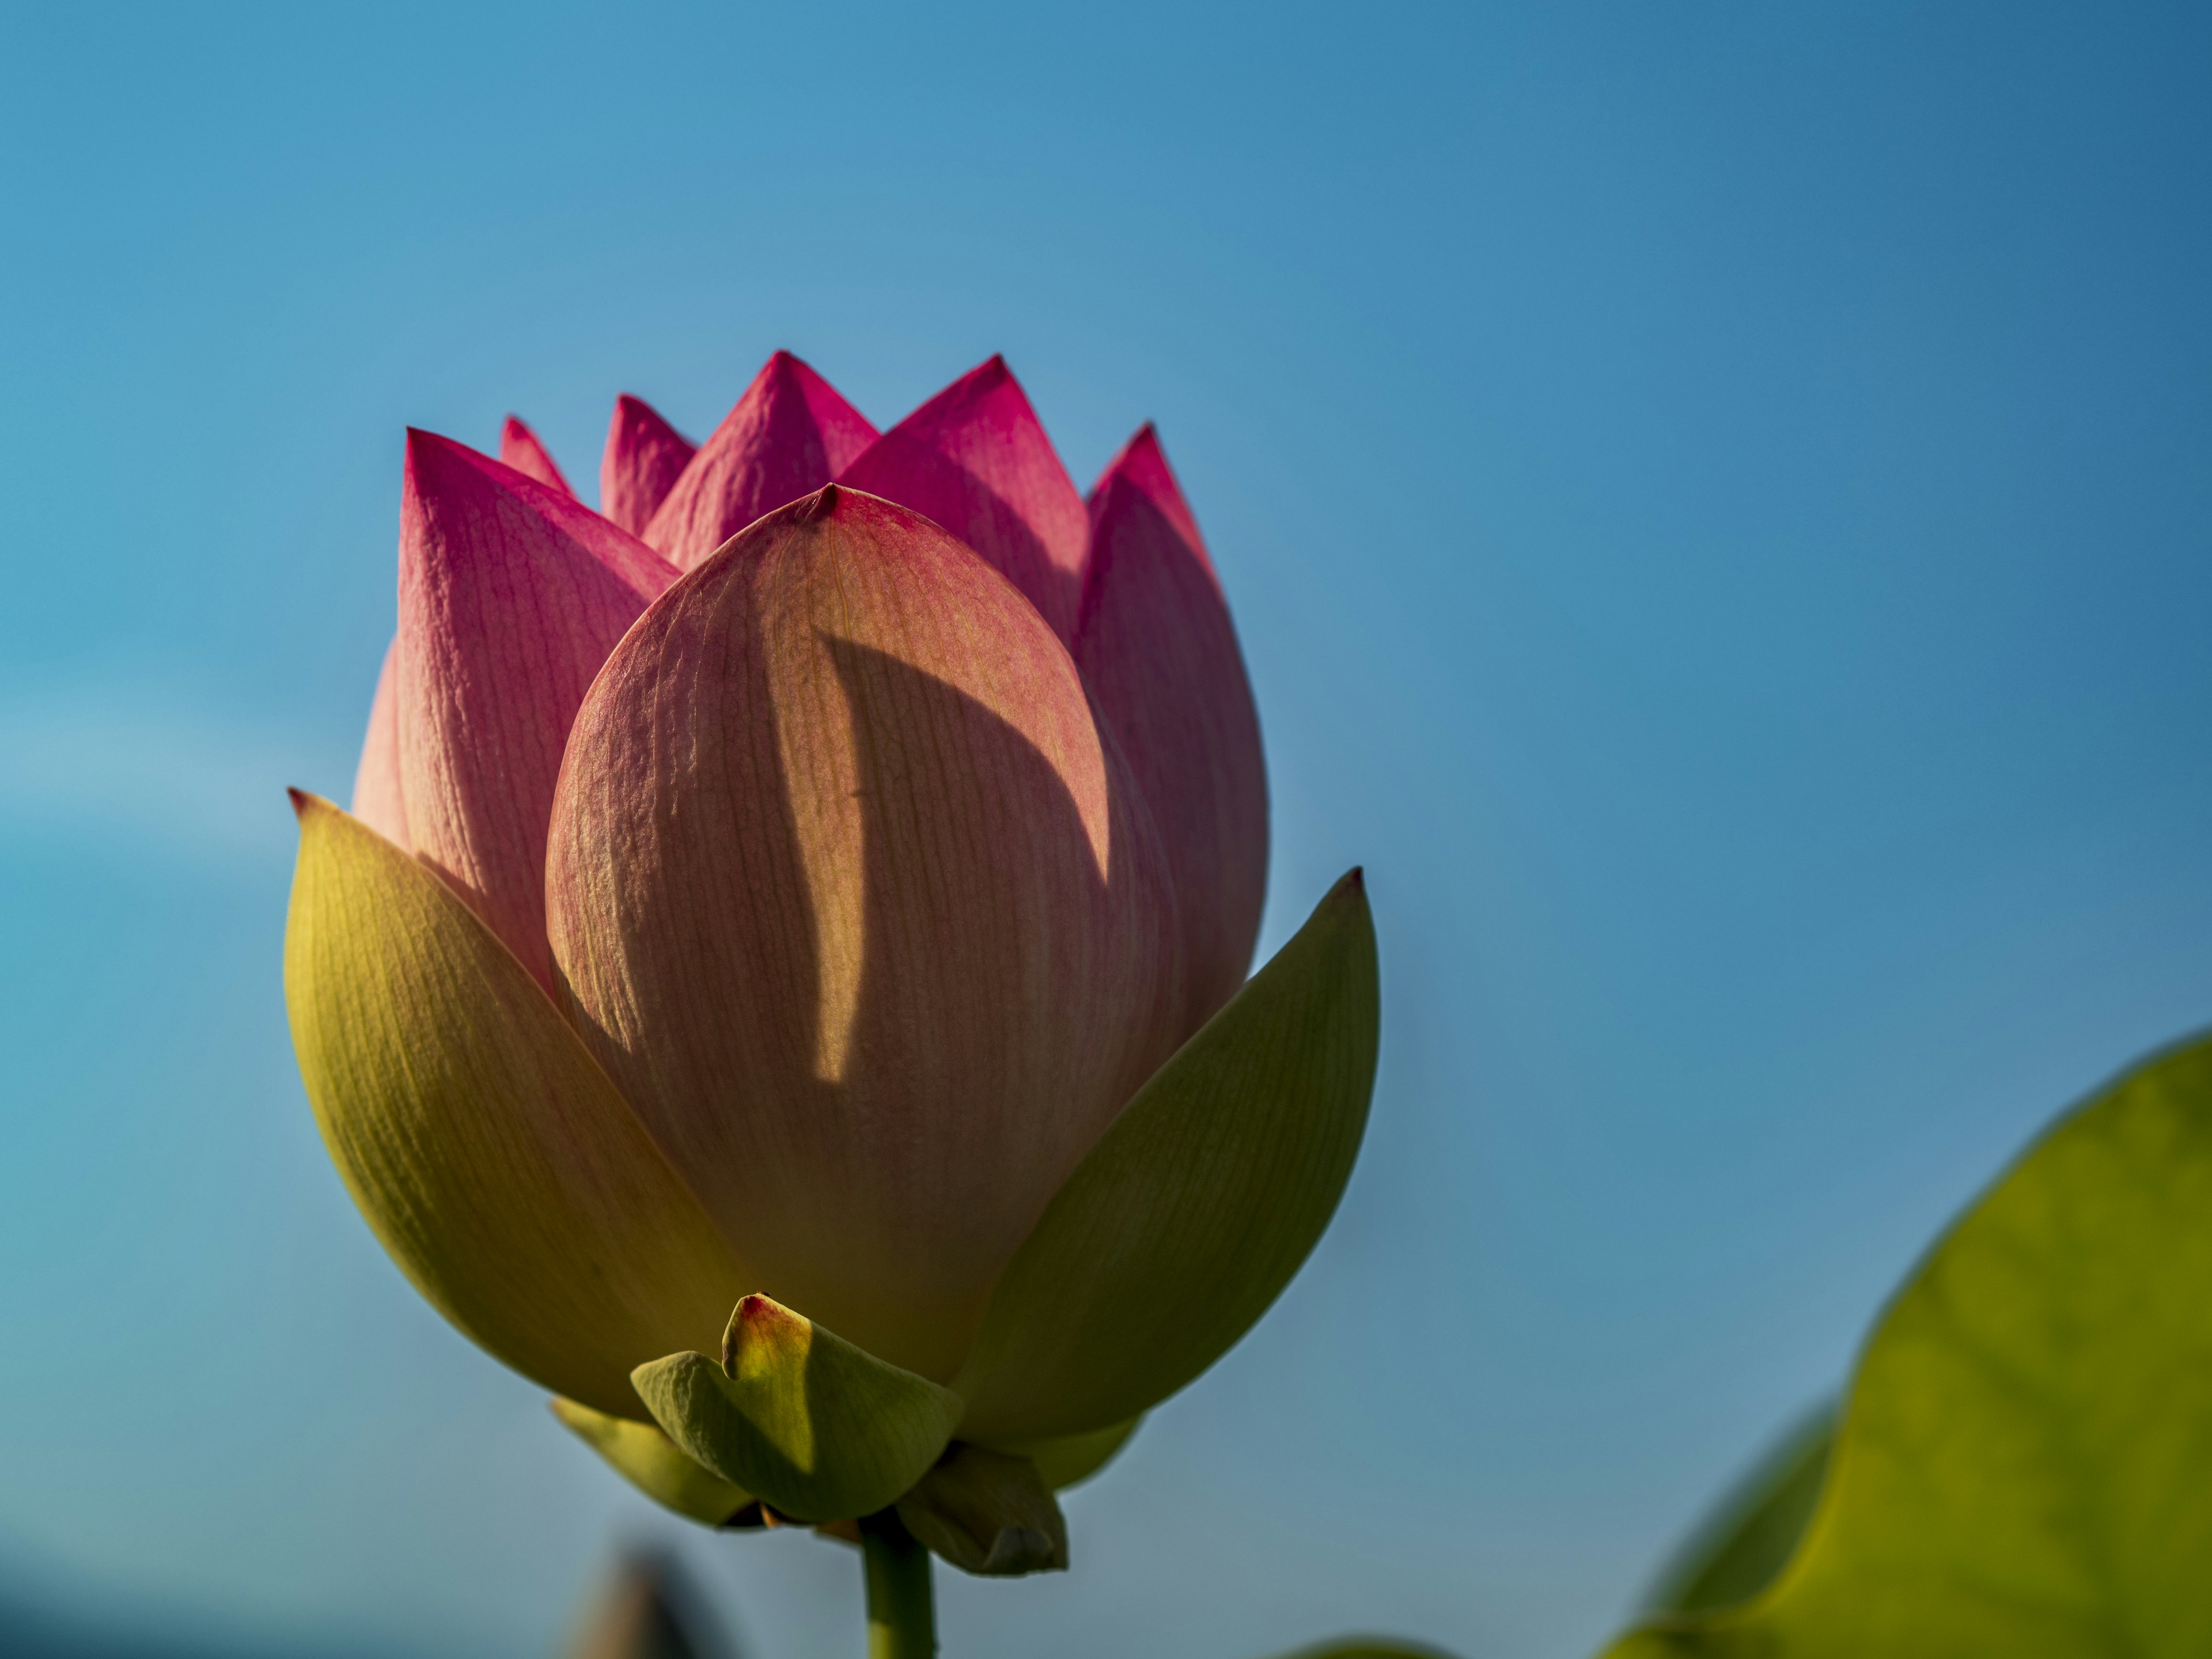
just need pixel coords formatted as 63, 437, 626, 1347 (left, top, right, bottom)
839, 357, 1089, 643
349, 636, 410, 851
1075, 426, 1267, 1034
600, 394, 697, 535
545, 485, 1185, 1384
499, 415, 575, 497
642, 351, 877, 571
399, 429, 679, 988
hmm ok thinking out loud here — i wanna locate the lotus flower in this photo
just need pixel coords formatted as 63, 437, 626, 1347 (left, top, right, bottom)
285, 351, 1378, 1572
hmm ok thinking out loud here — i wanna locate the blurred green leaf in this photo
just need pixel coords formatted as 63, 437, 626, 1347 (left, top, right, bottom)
1643, 1406, 1835, 1615
1604, 1034, 2212, 1657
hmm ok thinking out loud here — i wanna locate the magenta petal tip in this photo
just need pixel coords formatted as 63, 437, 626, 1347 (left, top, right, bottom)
499, 415, 575, 497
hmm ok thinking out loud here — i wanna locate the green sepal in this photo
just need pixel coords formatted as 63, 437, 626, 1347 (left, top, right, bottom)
1642, 1406, 1834, 1616
952, 871, 1380, 1442
550, 1397, 754, 1528
631, 1294, 963, 1523
1603, 1033, 2212, 1657
895, 1443, 1067, 1577
984, 1415, 1142, 1491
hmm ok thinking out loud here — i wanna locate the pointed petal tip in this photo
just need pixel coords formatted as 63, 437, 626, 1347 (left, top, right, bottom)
1112, 421, 1162, 461
763, 349, 823, 387
403, 425, 480, 475
499, 415, 575, 495
287, 785, 316, 821
1327, 866, 1371, 917
1087, 423, 1196, 537
720, 1293, 797, 1371
932, 353, 1012, 400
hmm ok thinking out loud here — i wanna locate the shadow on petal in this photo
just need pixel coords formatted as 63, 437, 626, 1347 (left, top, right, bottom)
548, 488, 1184, 1386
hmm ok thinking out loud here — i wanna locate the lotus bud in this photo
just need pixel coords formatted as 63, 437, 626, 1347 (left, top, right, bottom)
284, 353, 1380, 1579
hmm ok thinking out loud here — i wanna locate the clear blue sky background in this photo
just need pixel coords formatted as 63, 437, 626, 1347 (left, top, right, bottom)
3, 5, 2209, 1657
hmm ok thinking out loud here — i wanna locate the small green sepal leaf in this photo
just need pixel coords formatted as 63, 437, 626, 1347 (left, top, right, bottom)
1603, 1033, 2212, 1657
896, 1443, 1068, 1577
550, 1397, 753, 1528
952, 870, 1380, 1442
630, 1294, 963, 1523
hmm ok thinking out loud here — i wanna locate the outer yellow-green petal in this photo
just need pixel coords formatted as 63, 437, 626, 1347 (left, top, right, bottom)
284, 793, 749, 1418
631, 1294, 963, 1523
551, 1397, 753, 1527
1642, 1407, 1834, 1616
987, 1416, 1143, 1491
952, 870, 1379, 1442
1602, 1034, 2212, 1658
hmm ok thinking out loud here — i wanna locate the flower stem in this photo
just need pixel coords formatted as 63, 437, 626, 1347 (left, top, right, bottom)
861, 1509, 936, 1659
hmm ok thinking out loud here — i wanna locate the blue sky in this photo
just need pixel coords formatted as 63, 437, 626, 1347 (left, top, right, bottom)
2, 4, 2209, 1657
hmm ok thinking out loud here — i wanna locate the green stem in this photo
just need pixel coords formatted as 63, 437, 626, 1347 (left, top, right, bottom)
861, 1508, 936, 1659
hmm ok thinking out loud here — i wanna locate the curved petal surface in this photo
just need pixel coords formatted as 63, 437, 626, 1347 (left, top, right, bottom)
643, 351, 877, 571
839, 357, 1088, 643
499, 414, 574, 496
349, 637, 409, 851
952, 870, 1378, 1442
601, 393, 697, 535
546, 486, 1184, 1382
1077, 426, 1267, 1033
283, 793, 749, 1419
397, 429, 679, 986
